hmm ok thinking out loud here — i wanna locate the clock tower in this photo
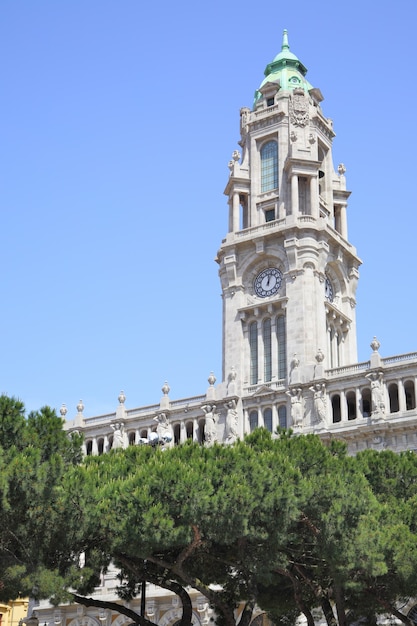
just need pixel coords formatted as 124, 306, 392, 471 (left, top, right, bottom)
216, 30, 361, 398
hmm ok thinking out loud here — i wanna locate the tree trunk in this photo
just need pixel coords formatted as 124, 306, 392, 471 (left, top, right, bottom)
333, 584, 347, 626
321, 595, 338, 626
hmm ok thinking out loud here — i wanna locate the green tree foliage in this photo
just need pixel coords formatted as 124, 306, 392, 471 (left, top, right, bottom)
48, 429, 417, 626
3, 408, 417, 626
0, 395, 82, 602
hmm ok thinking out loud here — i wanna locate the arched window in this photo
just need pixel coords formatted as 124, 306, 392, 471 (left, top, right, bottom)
332, 395, 341, 423
278, 405, 287, 429
405, 380, 416, 410
140, 428, 148, 439
86, 440, 93, 456
173, 423, 181, 445
263, 408, 272, 432
276, 315, 287, 379
249, 410, 258, 432
97, 438, 105, 454
362, 388, 371, 418
346, 391, 357, 420
250, 321, 258, 385
388, 383, 399, 413
186, 421, 194, 440
260, 140, 278, 192
128, 432, 136, 446
263, 318, 272, 382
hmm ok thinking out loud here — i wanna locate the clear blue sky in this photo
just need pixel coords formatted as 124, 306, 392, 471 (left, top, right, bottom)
0, 1, 416, 417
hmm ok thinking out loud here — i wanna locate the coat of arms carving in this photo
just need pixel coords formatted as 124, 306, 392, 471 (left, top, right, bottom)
289, 88, 309, 127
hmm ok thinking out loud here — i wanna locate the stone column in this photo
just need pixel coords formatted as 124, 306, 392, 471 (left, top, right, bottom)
193, 418, 199, 442
340, 390, 347, 421
355, 388, 362, 419
327, 326, 332, 369
271, 317, 278, 381
258, 320, 264, 384
243, 408, 249, 436
272, 404, 279, 433
180, 421, 187, 443
398, 379, 406, 412
339, 204, 348, 239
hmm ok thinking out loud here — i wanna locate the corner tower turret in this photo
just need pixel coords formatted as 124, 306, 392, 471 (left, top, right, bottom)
217, 30, 361, 396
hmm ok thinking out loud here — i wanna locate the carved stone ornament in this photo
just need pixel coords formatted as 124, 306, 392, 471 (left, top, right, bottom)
370, 336, 381, 352
207, 371, 216, 386
289, 89, 309, 127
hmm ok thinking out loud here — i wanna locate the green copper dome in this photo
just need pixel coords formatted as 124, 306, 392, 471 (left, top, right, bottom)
254, 30, 314, 107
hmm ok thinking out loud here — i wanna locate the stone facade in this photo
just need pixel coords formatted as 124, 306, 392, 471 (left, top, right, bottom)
34, 29, 417, 626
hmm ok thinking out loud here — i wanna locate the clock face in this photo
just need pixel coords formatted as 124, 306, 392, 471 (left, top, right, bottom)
325, 277, 334, 302
254, 267, 282, 298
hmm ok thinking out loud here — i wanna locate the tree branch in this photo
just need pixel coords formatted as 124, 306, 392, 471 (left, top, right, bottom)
130, 553, 237, 626
115, 555, 193, 626
366, 590, 414, 626
274, 566, 315, 626
176, 525, 203, 568
72, 594, 154, 626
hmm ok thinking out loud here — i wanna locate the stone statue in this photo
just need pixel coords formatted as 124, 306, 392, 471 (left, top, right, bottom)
154, 412, 171, 443
366, 371, 386, 418
111, 422, 124, 449
202, 404, 218, 446
287, 387, 303, 428
309, 383, 327, 425
224, 398, 238, 442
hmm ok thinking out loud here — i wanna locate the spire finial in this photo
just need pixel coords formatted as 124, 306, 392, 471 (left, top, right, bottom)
282, 29, 289, 51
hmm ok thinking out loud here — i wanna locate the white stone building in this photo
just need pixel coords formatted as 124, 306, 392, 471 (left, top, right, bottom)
35, 29, 417, 626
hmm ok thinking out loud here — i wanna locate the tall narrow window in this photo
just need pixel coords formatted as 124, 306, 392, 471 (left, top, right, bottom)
298, 177, 309, 214
250, 321, 258, 385
346, 391, 357, 420
405, 380, 416, 410
263, 408, 272, 432
362, 389, 371, 418
186, 422, 193, 440
276, 315, 287, 379
388, 383, 399, 413
278, 405, 287, 429
173, 423, 180, 445
249, 410, 258, 432
332, 395, 341, 423
263, 318, 272, 382
261, 140, 278, 192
